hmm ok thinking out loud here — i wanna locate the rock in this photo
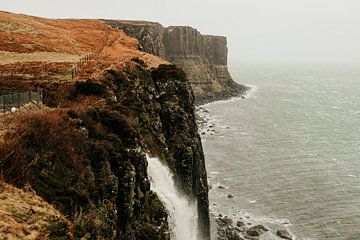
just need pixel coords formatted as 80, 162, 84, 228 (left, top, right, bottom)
107, 20, 248, 105
218, 185, 225, 189
236, 221, 245, 227
228, 194, 234, 198
229, 232, 244, 240
276, 229, 293, 240
217, 216, 233, 226
246, 225, 268, 237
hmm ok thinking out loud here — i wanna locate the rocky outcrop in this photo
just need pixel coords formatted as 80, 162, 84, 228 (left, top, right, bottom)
277, 229, 293, 240
0, 61, 210, 239
105, 20, 248, 104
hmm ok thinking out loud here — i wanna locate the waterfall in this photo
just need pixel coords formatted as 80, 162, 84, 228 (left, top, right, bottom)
146, 155, 200, 240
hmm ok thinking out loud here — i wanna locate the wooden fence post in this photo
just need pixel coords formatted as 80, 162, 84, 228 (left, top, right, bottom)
11, 93, 14, 109
2, 95, 4, 113
17, 93, 20, 108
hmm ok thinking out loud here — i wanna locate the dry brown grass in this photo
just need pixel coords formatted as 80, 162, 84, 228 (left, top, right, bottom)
0, 51, 81, 65
0, 109, 89, 185
0, 11, 168, 86
0, 181, 73, 239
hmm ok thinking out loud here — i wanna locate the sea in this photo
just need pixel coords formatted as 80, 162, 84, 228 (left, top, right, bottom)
200, 62, 360, 240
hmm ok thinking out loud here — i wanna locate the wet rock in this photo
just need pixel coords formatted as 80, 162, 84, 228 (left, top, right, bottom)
276, 229, 293, 240
246, 227, 261, 237
217, 216, 233, 226
246, 225, 269, 237
243, 236, 259, 240
236, 221, 245, 227
229, 232, 244, 240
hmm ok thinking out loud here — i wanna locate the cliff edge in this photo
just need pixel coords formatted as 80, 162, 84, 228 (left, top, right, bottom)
105, 20, 248, 104
0, 11, 210, 239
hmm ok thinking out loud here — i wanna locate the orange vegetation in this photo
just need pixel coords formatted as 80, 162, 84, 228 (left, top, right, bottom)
0, 181, 73, 239
0, 11, 167, 87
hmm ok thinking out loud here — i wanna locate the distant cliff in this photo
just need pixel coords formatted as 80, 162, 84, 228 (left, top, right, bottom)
105, 20, 248, 104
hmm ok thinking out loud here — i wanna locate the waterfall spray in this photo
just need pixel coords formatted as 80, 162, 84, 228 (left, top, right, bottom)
146, 155, 200, 240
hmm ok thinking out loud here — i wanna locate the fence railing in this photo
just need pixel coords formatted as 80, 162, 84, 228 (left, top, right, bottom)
63, 26, 111, 80
0, 91, 42, 114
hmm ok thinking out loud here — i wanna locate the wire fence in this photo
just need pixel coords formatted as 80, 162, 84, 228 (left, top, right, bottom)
0, 91, 42, 114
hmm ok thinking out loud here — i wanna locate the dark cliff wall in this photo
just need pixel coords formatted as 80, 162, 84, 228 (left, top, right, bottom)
105, 20, 248, 103
0, 61, 209, 239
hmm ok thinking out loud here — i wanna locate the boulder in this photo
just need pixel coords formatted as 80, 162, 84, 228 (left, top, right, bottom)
236, 221, 245, 227
217, 216, 233, 226
246, 225, 269, 237
229, 232, 244, 240
276, 229, 293, 240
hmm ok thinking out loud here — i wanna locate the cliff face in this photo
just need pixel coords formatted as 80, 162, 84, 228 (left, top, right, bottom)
0, 12, 210, 240
1, 62, 209, 239
105, 20, 248, 103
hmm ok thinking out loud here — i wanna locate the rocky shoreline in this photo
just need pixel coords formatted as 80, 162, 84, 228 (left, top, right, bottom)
195, 82, 250, 106
196, 94, 295, 240
213, 213, 293, 240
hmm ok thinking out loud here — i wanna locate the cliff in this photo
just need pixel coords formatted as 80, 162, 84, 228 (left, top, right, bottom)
0, 11, 210, 239
105, 20, 248, 104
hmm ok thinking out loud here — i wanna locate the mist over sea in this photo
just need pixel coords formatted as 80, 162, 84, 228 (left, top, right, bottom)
202, 63, 360, 240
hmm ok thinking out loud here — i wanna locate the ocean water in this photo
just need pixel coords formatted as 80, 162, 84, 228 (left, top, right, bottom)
201, 63, 360, 240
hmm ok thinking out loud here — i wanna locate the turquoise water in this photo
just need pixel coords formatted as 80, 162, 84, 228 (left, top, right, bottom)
202, 63, 360, 240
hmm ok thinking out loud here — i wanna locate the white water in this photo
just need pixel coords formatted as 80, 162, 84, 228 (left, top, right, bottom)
146, 155, 199, 240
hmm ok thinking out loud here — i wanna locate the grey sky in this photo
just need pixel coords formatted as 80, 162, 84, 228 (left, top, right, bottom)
1, 0, 359, 64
